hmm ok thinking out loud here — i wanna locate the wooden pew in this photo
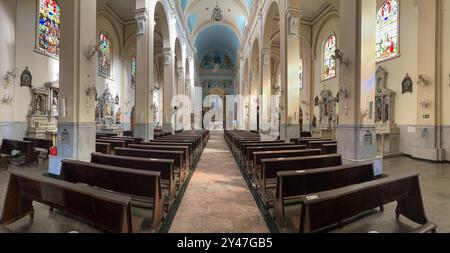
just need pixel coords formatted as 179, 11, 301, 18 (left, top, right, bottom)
23, 137, 53, 160
274, 162, 376, 223
252, 149, 322, 182
295, 173, 432, 233
322, 143, 338, 155
0, 225, 12, 233
95, 139, 125, 151
90, 153, 176, 203
147, 141, 197, 163
308, 141, 338, 150
96, 142, 112, 155
102, 136, 143, 145
0, 169, 133, 233
245, 145, 307, 172
0, 139, 40, 166
239, 142, 291, 165
98, 137, 134, 148
260, 154, 342, 203
130, 144, 190, 171
114, 148, 186, 183
60, 160, 164, 229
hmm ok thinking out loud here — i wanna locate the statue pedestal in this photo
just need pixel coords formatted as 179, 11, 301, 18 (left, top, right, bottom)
376, 127, 401, 158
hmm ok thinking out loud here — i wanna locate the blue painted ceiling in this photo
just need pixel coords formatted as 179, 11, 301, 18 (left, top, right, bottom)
194, 25, 240, 62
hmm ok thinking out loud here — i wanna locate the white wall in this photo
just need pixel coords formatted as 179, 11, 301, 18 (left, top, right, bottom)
14, 0, 59, 123
376, 0, 419, 126
313, 16, 340, 122
0, 0, 16, 124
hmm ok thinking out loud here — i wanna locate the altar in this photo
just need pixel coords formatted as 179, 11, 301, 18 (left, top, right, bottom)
95, 85, 123, 135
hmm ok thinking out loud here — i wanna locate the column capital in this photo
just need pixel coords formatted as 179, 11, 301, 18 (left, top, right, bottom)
262, 48, 272, 66
163, 47, 172, 65
135, 8, 149, 38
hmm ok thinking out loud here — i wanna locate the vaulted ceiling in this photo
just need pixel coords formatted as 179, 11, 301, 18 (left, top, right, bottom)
181, 0, 253, 61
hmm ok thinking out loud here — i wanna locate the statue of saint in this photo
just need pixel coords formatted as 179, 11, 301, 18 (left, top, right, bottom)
115, 107, 122, 124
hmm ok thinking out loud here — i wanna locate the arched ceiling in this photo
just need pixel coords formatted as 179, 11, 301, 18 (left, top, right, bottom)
195, 25, 240, 61
181, 0, 253, 61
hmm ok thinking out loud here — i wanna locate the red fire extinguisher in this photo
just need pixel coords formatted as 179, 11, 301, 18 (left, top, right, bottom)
49, 146, 58, 157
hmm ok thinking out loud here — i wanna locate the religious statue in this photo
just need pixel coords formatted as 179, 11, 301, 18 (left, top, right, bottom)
103, 99, 113, 118
52, 96, 58, 113
35, 95, 43, 111
401, 73, 413, 94
115, 94, 120, 105
21, 67, 32, 88
115, 107, 122, 124
376, 97, 383, 122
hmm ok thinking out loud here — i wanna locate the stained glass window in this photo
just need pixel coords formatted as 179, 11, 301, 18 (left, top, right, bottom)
37, 0, 61, 58
323, 34, 336, 80
98, 32, 112, 78
299, 56, 304, 90
131, 55, 136, 89
376, 0, 399, 62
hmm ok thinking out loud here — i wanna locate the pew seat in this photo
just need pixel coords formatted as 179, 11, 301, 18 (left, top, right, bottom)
291, 173, 432, 233
1, 169, 134, 233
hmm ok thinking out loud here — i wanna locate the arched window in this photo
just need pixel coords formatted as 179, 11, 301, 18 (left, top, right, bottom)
322, 34, 336, 80
37, 0, 61, 58
98, 32, 112, 78
376, 0, 399, 62
131, 55, 136, 89
299, 56, 304, 90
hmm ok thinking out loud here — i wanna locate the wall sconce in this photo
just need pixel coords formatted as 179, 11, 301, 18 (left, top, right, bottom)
273, 85, 282, 94
332, 49, 349, 66
1, 94, 13, 104
85, 41, 101, 60
338, 87, 350, 99
85, 80, 97, 96
301, 100, 309, 106
3, 68, 16, 83
417, 74, 429, 86
420, 100, 431, 109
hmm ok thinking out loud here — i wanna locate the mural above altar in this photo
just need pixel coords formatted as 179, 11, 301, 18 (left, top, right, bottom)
200, 49, 234, 70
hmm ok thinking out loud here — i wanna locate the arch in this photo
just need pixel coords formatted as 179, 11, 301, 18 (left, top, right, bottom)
192, 20, 242, 43
312, 12, 340, 59
96, 10, 124, 56
153, 1, 171, 49
262, 1, 281, 49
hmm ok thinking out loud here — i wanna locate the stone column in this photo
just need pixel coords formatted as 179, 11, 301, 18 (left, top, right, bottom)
336, 0, 377, 161
411, 0, 445, 161
57, 0, 97, 160
134, 1, 155, 140
162, 47, 174, 133
261, 48, 272, 131
249, 70, 258, 130
279, 1, 301, 140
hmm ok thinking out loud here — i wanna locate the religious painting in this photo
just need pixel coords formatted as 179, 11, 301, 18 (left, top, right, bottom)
202, 79, 234, 100
20, 67, 32, 88
401, 73, 413, 94
322, 34, 336, 80
200, 50, 234, 70
376, 0, 399, 62
98, 32, 112, 78
131, 55, 136, 89
37, 0, 61, 58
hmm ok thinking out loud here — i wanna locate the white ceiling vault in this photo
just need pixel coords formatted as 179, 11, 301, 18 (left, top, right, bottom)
180, 0, 253, 62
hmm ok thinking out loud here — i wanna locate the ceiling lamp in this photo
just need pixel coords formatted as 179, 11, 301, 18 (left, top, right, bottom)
211, 0, 223, 23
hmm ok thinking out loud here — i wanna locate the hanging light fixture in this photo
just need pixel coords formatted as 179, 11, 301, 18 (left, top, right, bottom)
211, 0, 223, 23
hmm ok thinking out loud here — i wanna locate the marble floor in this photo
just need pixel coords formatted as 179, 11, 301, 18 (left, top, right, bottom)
1, 135, 450, 233
169, 132, 269, 233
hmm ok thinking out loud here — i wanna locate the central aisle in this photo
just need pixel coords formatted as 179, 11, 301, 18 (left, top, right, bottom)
170, 132, 269, 233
